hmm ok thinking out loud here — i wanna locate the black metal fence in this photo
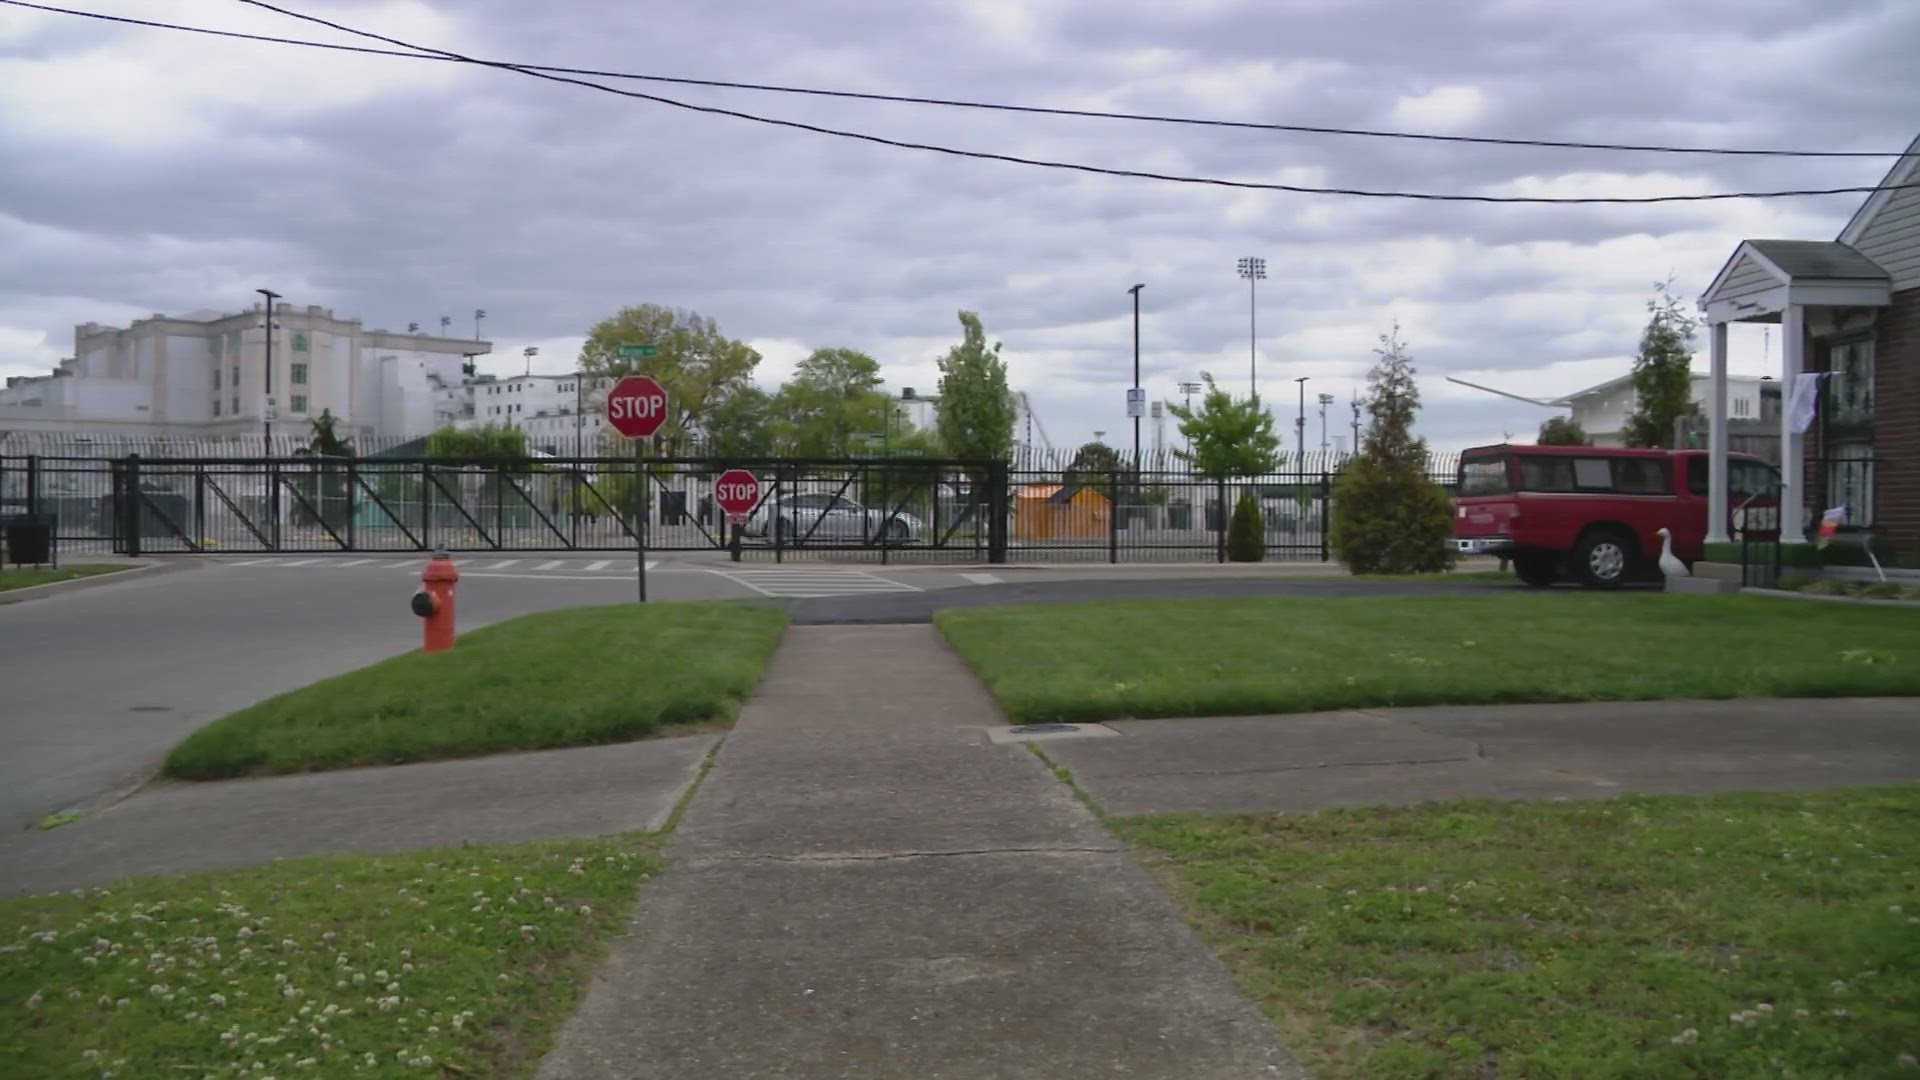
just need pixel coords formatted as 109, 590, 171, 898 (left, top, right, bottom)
0, 450, 1464, 564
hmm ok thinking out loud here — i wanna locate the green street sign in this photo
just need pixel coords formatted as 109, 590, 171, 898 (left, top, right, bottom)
617, 344, 659, 359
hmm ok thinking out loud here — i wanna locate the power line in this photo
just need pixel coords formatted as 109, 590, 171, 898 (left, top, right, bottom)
12, 0, 1916, 203
8, 0, 1909, 161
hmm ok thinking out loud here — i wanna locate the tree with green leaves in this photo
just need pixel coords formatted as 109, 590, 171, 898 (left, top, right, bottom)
1064, 440, 1124, 486
1226, 491, 1265, 562
702, 385, 777, 460
426, 423, 530, 462
290, 409, 354, 529
1537, 415, 1590, 445
1622, 279, 1699, 448
579, 305, 761, 452
935, 311, 1016, 462
1167, 373, 1281, 479
1329, 326, 1456, 575
771, 347, 895, 457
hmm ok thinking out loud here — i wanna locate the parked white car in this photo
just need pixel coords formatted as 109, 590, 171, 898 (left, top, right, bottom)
743, 493, 923, 544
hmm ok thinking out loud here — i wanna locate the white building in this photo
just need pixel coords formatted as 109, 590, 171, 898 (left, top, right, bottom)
1551, 373, 1778, 446
0, 306, 491, 440
469, 373, 617, 454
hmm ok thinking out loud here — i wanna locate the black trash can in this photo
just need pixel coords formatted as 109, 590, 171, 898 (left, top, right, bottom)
3, 513, 55, 565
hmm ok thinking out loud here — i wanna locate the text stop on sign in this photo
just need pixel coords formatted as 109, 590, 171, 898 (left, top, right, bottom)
714, 469, 761, 517
606, 375, 670, 440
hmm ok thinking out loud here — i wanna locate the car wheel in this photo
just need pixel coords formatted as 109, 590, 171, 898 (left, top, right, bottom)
1572, 530, 1634, 589
1512, 551, 1558, 588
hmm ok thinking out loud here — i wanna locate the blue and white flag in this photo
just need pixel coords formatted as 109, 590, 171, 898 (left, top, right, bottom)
1788, 371, 1831, 434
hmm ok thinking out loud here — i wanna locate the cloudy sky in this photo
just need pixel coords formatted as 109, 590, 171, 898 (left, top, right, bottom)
3, 0, 1916, 453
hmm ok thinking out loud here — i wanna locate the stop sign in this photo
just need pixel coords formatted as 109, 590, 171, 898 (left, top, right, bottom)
606, 375, 670, 440
714, 469, 761, 517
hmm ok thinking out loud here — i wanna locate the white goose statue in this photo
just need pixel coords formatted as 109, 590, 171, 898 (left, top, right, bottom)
1656, 527, 1690, 578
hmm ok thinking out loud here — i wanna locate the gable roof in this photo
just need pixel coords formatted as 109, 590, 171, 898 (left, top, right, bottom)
1838, 131, 1920, 246
1744, 240, 1888, 281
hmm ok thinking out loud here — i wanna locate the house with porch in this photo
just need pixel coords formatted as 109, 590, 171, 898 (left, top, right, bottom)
1697, 131, 1919, 549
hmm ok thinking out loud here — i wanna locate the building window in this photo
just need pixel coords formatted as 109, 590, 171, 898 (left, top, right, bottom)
1828, 339, 1874, 429
213, 400, 221, 417
292, 332, 310, 353
212, 367, 222, 390
291, 395, 308, 414
1732, 397, 1749, 417
1827, 442, 1874, 527
291, 362, 308, 386
232, 365, 240, 386
231, 396, 240, 414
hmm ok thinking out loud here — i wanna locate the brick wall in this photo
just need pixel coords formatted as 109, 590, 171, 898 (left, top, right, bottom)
1877, 287, 1920, 544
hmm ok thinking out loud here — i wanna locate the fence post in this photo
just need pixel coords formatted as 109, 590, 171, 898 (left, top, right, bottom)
267, 456, 281, 551
344, 460, 356, 551
1319, 469, 1331, 562
420, 461, 433, 552
124, 454, 142, 560
987, 461, 1008, 565
194, 465, 206, 549
1215, 478, 1227, 563
1107, 468, 1120, 564
878, 460, 891, 567
773, 464, 786, 565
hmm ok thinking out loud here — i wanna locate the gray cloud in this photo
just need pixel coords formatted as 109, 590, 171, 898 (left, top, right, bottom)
1, 0, 1914, 452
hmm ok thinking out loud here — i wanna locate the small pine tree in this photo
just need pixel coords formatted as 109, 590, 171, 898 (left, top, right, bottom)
1621, 279, 1699, 448
1226, 491, 1265, 562
1329, 326, 1457, 575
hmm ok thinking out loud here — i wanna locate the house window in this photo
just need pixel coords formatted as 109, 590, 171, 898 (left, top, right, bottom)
1828, 339, 1873, 429
291, 395, 308, 414
212, 400, 221, 417
292, 332, 310, 353
1826, 442, 1875, 527
1732, 397, 1749, 417
291, 362, 308, 386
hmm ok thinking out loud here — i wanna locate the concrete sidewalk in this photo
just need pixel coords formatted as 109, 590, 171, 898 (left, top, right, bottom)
537, 626, 1302, 1079
0, 734, 714, 897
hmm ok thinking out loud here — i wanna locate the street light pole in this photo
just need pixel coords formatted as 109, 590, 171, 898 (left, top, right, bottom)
523, 345, 537, 378
1294, 377, 1309, 465
1350, 394, 1362, 453
256, 288, 279, 456
1317, 392, 1334, 458
1236, 257, 1265, 400
1128, 284, 1144, 470
474, 308, 486, 341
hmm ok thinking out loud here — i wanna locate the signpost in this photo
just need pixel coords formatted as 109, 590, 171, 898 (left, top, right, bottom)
616, 343, 660, 359
606, 373, 669, 601
714, 468, 761, 563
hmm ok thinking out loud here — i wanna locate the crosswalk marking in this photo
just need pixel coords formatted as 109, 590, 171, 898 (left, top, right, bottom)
336, 558, 375, 567
535, 559, 565, 571
960, 572, 1001, 585
714, 569, 921, 598
277, 558, 321, 567
584, 560, 612, 571
487, 559, 521, 570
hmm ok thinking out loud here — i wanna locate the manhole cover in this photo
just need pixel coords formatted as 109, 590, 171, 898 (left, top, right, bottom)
1008, 724, 1078, 735
128, 705, 173, 713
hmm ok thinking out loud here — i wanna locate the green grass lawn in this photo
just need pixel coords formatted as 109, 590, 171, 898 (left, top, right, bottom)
1, 836, 659, 1079
1120, 787, 1920, 1080
166, 603, 787, 779
937, 593, 1920, 722
0, 564, 132, 591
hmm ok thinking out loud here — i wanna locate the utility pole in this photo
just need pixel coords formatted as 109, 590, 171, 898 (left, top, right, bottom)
1128, 284, 1144, 470
256, 288, 280, 455
1236, 257, 1265, 400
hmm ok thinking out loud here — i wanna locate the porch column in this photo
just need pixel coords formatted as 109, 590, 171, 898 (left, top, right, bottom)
1705, 320, 1730, 543
1779, 302, 1806, 543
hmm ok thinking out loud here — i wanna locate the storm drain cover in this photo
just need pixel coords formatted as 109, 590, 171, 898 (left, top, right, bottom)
1008, 724, 1079, 735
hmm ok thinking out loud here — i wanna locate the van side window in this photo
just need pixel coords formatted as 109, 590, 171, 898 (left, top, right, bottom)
1458, 457, 1510, 495
1519, 456, 1576, 492
1572, 459, 1612, 490
1611, 458, 1670, 494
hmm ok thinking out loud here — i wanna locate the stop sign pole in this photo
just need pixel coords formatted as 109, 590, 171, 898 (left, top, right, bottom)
714, 468, 761, 564
606, 373, 670, 602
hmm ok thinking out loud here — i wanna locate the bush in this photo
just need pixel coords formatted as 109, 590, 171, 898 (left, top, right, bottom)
1328, 327, 1456, 575
1226, 491, 1265, 562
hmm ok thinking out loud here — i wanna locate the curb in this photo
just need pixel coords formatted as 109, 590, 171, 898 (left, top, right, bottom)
1740, 586, 1920, 609
0, 563, 159, 605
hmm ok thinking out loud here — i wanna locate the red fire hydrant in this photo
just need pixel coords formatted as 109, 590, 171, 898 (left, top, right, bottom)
412, 549, 459, 654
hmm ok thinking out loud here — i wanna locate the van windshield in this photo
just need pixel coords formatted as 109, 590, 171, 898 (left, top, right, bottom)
1458, 456, 1510, 496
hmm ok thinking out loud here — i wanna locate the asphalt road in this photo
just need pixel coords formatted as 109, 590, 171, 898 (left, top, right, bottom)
0, 555, 1499, 830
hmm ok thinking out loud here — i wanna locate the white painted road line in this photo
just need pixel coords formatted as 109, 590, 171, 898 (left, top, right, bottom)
584, 560, 612, 571
487, 559, 521, 570
224, 558, 277, 566
960, 572, 1001, 585
277, 558, 321, 567
711, 569, 922, 597
535, 559, 566, 571
336, 558, 375, 567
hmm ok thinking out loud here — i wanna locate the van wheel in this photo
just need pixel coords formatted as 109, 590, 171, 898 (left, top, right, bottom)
1573, 530, 1635, 589
1511, 552, 1558, 588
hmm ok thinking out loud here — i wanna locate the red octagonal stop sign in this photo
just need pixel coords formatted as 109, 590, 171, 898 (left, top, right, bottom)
714, 469, 761, 517
606, 375, 670, 440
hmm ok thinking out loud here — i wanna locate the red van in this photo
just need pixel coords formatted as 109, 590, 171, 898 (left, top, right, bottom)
1453, 445, 1780, 588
